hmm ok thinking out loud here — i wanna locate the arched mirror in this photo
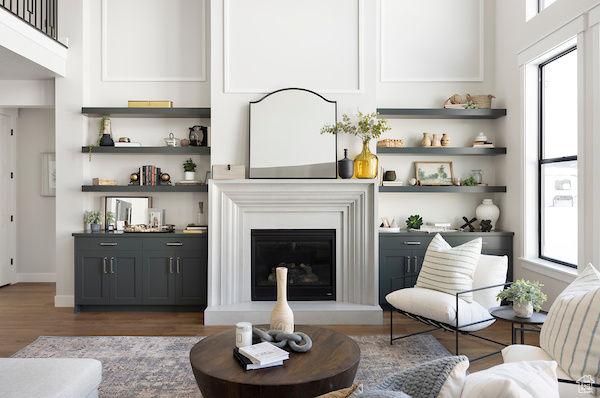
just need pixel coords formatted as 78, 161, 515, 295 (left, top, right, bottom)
249, 88, 337, 178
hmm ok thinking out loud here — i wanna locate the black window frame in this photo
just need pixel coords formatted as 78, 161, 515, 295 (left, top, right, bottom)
538, 46, 577, 268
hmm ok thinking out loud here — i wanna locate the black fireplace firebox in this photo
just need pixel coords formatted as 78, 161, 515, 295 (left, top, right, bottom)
251, 229, 336, 301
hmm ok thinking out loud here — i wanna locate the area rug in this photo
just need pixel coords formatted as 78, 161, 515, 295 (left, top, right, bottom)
11, 334, 450, 398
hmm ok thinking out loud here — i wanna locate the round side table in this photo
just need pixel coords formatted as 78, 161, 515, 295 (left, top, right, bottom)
489, 305, 547, 344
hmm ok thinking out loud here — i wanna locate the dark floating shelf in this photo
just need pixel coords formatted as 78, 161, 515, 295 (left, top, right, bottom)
82, 146, 210, 155
379, 185, 507, 193
377, 147, 506, 155
376, 108, 507, 119
81, 107, 211, 118
82, 185, 208, 193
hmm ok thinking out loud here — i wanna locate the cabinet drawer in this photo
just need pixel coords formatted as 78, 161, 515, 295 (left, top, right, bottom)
443, 236, 508, 250
75, 237, 143, 251
143, 237, 205, 251
380, 235, 429, 250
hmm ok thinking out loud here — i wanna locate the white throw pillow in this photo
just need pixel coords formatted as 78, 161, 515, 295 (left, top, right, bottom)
540, 263, 600, 386
472, 254, 509, 309
460, 360, 559, 398
415, 234, 482, 303
438, 358, 470, 398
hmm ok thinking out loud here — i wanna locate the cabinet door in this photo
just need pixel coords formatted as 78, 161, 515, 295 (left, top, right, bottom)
175, 250, 206, 305
75, 251, 110, 305
142, 252, 176, 305
379, 249, 411, 308
109, 251, 143, 304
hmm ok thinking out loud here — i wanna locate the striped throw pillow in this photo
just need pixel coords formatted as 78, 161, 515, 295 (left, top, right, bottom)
415, 234, 482, 303
540, 263, 600, 386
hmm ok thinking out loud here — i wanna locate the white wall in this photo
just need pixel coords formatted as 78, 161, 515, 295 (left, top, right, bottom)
16, 108, 56, 281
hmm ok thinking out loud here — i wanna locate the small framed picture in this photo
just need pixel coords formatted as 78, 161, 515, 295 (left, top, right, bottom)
415, 161, 454, 186
148, 208, 165, 227
41, 153, 56, 197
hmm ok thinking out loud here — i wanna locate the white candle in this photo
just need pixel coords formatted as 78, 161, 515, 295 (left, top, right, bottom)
235, 322, 252, 348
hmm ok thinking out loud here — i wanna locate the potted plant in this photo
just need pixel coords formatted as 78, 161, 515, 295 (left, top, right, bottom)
84, 211, 103, 233
496, 279, 547, 318
105, 211, 115, 231
406, 215, 423, 230
183, 158, 197, 181
320, 109, 390, 179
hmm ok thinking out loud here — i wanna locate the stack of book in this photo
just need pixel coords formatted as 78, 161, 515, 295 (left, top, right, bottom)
183, 226, 207, 234
175, 180, 204, 186
444, 103, 467, 109
139, 165, 162, 185
233, 341, 289, 370
472, 140, 495, 148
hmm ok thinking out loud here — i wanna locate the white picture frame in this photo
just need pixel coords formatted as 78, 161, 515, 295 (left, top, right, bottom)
148, 208, 165, 227
41, 153, 56, 197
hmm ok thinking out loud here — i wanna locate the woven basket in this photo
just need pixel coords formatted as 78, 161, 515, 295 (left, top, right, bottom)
377, 139, 404, 148
466, 94, 495, 109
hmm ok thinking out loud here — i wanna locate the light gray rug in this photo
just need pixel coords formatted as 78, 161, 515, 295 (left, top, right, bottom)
11, 334, 450, 398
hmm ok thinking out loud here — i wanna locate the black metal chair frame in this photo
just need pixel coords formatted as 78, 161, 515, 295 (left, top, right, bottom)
389, 275, 512, 361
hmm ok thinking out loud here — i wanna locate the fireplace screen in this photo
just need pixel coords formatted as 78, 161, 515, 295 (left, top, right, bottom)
251, 229, 335, 301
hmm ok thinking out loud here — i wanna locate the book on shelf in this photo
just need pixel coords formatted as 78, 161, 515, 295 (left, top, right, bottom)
472, 141, 495, 148
426, 222, 451, 228
114, 142, 142, 147
183, 229, 207, 233
383, 181, 404, 186
444, 103, 467, 109
185, 226, 207, 230
238, 341, 289, 365
233, 348, 284, 370
175, 180, 204, 185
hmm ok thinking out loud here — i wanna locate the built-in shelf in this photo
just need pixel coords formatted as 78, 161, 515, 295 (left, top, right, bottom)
377, 147, 506, 155
376, 108, 507, 119
81, 107, 211, 118
82, 185, 208, 192
82, 146, 210, 155
379, 185, 507, 193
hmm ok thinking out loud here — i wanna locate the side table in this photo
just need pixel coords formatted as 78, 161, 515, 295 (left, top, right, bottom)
490, 306, 547, 344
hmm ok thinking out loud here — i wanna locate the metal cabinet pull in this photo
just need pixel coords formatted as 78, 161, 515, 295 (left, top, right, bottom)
414, 256, 418, 272
169, 257, 173, 274
99, 242, 117, 246
103, 257, 107, 274
406, 256, 411, 273
176, 257, 181, 274
482, 241, 488, 245
110, 257, 114, 274
403, 241, 421, 246
166, 242, 183, 246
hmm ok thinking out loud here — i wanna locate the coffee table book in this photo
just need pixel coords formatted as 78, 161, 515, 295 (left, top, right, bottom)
233, 348, 284, 370
238, 341, 289, 365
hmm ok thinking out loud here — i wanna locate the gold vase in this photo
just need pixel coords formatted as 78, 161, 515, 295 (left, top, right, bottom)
354, 140, 378, 179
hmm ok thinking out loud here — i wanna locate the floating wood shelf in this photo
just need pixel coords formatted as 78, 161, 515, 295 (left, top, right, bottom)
379, 185, 507, 193
81, 107, 211, 118
376, 108, 507, 119
377, 147, 506, 155
82, 185, 208, 192
82, 146, 210, 154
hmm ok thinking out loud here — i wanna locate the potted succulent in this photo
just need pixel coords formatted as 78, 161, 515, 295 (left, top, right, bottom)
496, 279, 547, 318
320, 109, 390, 179
183, 158, 197, 181
406, 215, 423, 230
84, 211, 103, 233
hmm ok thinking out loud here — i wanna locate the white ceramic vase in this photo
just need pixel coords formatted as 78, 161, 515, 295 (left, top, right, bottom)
184, 171, 196, 181
513, 301, 533, 318
270, 267, 294, 333
476, 199, 500, 230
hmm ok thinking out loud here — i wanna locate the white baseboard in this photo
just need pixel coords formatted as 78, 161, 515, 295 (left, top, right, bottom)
54, 295, 74, 307
17, 273, 56, 282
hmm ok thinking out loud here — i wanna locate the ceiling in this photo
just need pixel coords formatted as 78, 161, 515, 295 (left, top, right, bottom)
0, 45, 59, 80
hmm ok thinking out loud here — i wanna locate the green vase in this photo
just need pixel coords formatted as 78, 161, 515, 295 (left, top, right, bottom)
354, 140, 378, 179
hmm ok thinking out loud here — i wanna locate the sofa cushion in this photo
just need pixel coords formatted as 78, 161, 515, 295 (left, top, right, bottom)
540, 263, 600, 387
415, 234, 482, 303
472, 254, 509, 310
386, 287, 494, 332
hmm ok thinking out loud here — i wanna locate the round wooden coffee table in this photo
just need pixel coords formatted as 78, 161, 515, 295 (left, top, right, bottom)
190, 325, 360, 398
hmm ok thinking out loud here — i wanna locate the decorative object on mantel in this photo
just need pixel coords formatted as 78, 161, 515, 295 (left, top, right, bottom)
443, 94, 464, 108
183, 158, 197, 180
180, 139, 190, 147
164, 133, 180, 147
471, 169, 483, 184
105, 211, 115, 231
377, 139, 403, 147
84, 211, 103, 233
212, 164, 245, 180
123, 224, 175, 233
496, 279, 547, 318
408, 177, 417, 186
338, 149, 354, 179
461, 176, 477, 186
383, 170, 396, 181
480, 220, 492, 232
476, 199, 500, 230
92, 178, 117, 186
405, 215, 423, 230
421, 132, 432, 147
466, 94, 495, 109
252, 327, 312, 352
270, 267, 294, 333
188, 125, 208, 146
441, 133, 451, 147
460, 216, 477, 232
321, 108, 390, 179
98, 117, 114, 146
128, 100, 173, 108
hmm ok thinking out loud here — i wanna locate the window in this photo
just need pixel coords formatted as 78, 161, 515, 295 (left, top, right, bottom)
538, 47, 577, 267
538, 0, 557, 12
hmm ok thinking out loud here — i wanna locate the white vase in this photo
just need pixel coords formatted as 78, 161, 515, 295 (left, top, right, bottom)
270, 267, 294, 333
513, 301, 533, 318
184, 171, 196, 181
476, 199, 500, 230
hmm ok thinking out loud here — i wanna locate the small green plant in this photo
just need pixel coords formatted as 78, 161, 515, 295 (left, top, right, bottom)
106, 211, 115, 225
84, 211, 103, 225
406, 215, 423, 230
497, 279, 547, 311
320, 108, 391, 143
461, 176, 477, 186
465, 101, 479, 109
183, 158, 197, 172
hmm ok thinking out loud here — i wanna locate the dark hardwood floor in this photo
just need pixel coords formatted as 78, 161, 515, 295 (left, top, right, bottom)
0, 283, 540, 372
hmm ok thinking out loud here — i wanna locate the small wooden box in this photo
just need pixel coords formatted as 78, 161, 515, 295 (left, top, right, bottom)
128, 101, 173, 108
92, 178, 118, 186
212, 165, 245, 180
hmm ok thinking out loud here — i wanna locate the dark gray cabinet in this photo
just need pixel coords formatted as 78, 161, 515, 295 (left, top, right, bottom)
379, 231, 513, 309
74, 232, 207, 312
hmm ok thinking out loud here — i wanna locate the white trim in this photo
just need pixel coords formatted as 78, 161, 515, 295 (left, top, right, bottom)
520, 257, 577, 283
223, 0, 363, 94
17, 273, 56, 283
518, 14, 585, 66
54, 294, 74, 307
380, 0, 484, 82
101, 0, 207, 82
589, 3, 600, 27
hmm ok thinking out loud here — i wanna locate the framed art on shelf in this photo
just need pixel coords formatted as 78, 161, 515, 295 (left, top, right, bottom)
415, 161, 454, 186
41, 153, 56, 197
148, 208, 165, 227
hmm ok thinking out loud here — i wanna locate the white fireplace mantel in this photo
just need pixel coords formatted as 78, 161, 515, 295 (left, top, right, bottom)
205, 179, 382, 325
